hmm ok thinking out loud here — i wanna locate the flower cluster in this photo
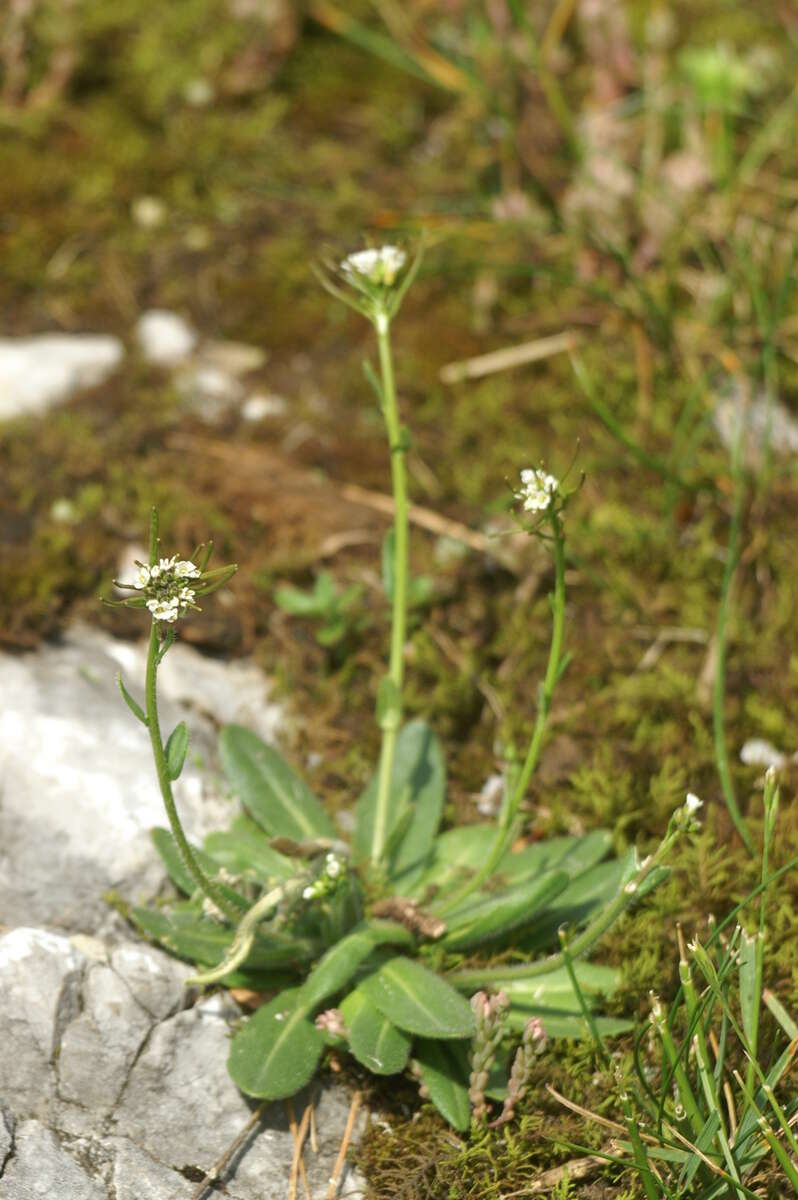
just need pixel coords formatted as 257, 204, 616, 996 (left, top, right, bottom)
469, 990, 509, 1123
516, 468, 559, 514
133, 556, 201, 623
340, 245, 406, 287
302, 852, 347, 901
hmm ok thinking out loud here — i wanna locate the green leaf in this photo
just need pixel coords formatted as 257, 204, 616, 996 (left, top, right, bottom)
358, 957, 475, 1039
130, 905, 313, 970
219, 725, 336, 841
441, 870, 570, 952
317, 618, 348, 646
491, 962, 622, 1011
228, 988, 324, 1099
165, 721, 189, 781
519, 855, 635, 953
202, 818, 296, 880
406, 824, 495, 896
506, 1010, 632, 1039
354, 721, 445, 879
498, 830, 612, 885
413, 1038, 471, 1131
340, 988, 412, 1075
274, 583, 323, 616
117, 672, 147, 725
738, 929, 759, 1049
151, 827, 224, 897
299, 921, 413, 1010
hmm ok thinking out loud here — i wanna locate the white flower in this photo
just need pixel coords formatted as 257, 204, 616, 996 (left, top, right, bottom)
178, 586, 196, 603
302, 885, 316, 900
341, 245, 406, 286
158, 555, 178, 573
325, 856, 341, 879
134, 565, 151, 588
174, 559, 200, 579
516, 468, 559, 513
146, 597, 180, 622
685, 792, 703, 814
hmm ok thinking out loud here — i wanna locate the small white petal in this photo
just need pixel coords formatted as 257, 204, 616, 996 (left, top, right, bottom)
685, 792, 703, 813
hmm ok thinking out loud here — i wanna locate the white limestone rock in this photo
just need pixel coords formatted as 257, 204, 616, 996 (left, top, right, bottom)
136, 310, 198, 366
0, 334, 123, 420
0, 624, 283, 929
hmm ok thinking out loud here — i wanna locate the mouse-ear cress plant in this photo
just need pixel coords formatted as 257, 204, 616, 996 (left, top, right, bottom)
110, 246, 695, 1130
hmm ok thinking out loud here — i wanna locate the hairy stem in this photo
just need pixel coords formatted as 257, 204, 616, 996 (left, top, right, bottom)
370, 311, 410, 864
145, 622, 245, 920
438, 512, 566, 913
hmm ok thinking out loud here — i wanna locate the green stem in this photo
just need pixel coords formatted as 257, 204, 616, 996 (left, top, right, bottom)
370, 310, 410, 865
145, 622, 244, 921
438, 513, 566, 913
713, 429, 754, 855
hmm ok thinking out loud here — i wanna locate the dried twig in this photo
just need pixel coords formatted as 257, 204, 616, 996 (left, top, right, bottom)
501, 1152, 607, 1196
439, 330, 583, 384
328, 1090, 362, 1200
288, 1099, 313, 1200
339, 481, 520, 568
189, 1102, 268, 1200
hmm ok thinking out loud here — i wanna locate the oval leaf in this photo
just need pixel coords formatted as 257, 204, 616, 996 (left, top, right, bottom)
519, 855, 633, 953
228, 988, 324, 1099
299, 921, 413, 1011
441, 870, 570, 952
340, 988, 412, 1076
413, 1038, 471, 1131
358, 956, 475, 1039
497, 830, 612, 885
165, 721, 189, 781
406, 824, 495, 897
354, 720, 445, 878
203, 818, 296, 880
219, 725, 335, 841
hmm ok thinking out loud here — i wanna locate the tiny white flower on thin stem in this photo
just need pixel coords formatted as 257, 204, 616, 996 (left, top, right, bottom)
685, 792, 703, 814
516, 468, 559, 514
135, 565, 151, 588
341, 245, 407, 287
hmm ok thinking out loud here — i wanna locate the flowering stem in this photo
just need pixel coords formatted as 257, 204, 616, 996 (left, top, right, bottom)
370, 310, 409, 865
144, 620, 245, 922
438, 511, 566, 913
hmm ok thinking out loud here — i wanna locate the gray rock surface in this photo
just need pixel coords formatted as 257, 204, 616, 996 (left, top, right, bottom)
0, 623, 282, 930
0, 334, 123, 420
0, 627, 365, 1199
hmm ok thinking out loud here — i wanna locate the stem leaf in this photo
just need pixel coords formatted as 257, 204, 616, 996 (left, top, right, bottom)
117, 672, 148, 725
165, 721, 189, 781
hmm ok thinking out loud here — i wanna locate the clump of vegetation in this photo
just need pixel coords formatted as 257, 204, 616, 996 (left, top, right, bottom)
3, 0, 798, 1193
110, 249, 694, 1131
